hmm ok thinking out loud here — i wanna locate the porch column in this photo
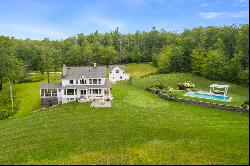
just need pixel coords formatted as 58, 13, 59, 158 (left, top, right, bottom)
102, 89, 104, 100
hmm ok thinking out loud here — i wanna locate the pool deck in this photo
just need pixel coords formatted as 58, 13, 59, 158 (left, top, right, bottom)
185, 91, 232, 102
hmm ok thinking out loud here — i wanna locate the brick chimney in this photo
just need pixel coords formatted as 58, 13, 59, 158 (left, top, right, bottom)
62, 64, 67, 77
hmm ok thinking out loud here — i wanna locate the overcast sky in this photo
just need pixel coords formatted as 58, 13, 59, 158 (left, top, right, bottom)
0, 0, 249, 40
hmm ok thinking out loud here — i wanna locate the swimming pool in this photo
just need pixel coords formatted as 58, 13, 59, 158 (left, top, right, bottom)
185, 91, 231, 102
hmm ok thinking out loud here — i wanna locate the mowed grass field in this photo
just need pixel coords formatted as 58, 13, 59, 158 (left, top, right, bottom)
0, 63, 249, 164
125, 62, 158, 78
14, 72, 61, 117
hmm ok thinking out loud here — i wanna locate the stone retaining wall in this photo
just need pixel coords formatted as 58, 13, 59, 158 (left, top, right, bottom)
147, 88, 249, 114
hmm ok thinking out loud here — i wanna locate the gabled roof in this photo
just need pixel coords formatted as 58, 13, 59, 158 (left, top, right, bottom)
108, 64, 125, 72
40, 83, 61, 89
62, 66, 106, 79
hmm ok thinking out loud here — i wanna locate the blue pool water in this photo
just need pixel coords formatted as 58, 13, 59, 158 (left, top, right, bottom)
185, 92, 231, 101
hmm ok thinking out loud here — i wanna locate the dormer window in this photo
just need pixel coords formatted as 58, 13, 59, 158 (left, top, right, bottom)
80, 79, 86, 84
69, 80, 73, 84
116, 70, 119, 73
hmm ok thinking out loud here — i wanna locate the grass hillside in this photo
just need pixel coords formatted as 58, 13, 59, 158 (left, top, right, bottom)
125, 62, 157, 78
0, 63, 248, 164
14, 73, 61, 117
132, 73, 249, 107
0, 82, 249, 164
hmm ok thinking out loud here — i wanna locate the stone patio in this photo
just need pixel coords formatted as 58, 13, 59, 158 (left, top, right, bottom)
90, 100, 112, 108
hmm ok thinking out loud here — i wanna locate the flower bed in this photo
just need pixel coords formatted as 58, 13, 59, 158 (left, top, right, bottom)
178, 81, 195, 90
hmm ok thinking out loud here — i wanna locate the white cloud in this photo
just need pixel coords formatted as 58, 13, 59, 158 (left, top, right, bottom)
198, 3, 211, 7
199, 10, 249, 19
0, 22, 69, 40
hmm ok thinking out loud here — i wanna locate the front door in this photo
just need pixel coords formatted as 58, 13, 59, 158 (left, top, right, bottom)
80, 90, 87, 98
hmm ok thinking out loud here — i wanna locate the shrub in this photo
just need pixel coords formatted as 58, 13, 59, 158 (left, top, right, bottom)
155, 83, 165, 89
162, 87, 177, 98
191, 88, 199, 92
241, 104, 249, 109
0, 88, 20, 119
178, 81, 195, 90
241, 101, 249, 109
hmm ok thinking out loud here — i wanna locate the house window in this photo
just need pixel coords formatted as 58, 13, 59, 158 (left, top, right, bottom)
58, 89, 61, 92
67, 89, 74, 95
80, 79, 86, 84
89, 79, 92, 84
75, 89, 77, 95
41, 89, 45, 96
91, 89, 101, 94
120, 76, 122, 79
64, 90, 66, 95
45, 89, 51, 96
76, 79, 78, 84
98, 79, 101, 84
116, 70, 119, 73
93, 79, 97, 84
69, 80, 73, 84
52, 89, 57, 96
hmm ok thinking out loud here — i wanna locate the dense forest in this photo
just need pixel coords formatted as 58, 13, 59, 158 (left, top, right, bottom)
0, 24, 249, 89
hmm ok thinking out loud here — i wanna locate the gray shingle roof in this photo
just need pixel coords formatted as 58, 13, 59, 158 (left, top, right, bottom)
62, 80, 112, 89
108, 64, 125, 72
40, 83, 61, 89
63, 66, 106, 79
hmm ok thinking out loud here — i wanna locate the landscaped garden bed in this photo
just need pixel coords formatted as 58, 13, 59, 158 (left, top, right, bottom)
132, 73, 249, 107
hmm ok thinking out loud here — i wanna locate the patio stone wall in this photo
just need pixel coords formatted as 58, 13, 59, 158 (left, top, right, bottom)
147, 88, 249, 114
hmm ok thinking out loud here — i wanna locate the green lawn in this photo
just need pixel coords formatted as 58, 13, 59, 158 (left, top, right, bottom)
125, 62, 158, 78
0, 81, 249, 164
14, 73, 61, 117
0, 63, 248, 164
132, 73, 249, 107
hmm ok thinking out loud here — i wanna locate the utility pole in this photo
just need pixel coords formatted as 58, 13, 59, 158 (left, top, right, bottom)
7, 77, 14, 109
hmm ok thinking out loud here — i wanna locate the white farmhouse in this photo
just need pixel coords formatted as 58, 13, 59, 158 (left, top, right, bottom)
40, 63, 112, 108
109, 65, 129, 82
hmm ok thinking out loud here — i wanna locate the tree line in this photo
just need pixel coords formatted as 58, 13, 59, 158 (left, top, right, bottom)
0, 24, 249, 90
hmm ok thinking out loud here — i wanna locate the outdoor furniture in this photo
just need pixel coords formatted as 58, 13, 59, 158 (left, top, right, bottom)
209, 84, 229, 96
